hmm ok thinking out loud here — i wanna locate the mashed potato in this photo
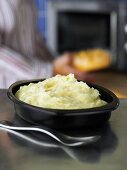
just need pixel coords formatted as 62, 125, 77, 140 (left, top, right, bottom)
15, 74, 107, 109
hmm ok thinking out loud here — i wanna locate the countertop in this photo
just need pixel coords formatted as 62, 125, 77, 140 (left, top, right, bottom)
0, 90, 127, 170
90, 71, 127, 98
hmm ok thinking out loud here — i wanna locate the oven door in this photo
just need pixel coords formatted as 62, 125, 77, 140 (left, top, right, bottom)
47, 1, 118, 66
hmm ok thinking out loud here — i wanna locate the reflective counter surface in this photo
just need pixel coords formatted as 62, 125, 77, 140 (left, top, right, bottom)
0, 90, 126, 170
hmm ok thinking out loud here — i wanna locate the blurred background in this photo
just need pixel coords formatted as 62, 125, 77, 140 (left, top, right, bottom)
36, 0, 127, 98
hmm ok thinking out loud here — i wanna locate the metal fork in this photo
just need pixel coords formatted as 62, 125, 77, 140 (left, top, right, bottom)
0, 120, 100, 147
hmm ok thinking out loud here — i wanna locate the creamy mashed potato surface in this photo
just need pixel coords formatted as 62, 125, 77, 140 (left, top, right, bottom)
15, 74, 107, 109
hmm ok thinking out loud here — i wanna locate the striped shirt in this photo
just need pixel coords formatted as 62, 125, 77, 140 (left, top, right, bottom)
0, 0, 53, 88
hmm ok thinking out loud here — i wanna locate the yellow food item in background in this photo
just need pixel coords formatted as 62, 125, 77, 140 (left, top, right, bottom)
73, 49, 111, 72
15, 74, 107, 110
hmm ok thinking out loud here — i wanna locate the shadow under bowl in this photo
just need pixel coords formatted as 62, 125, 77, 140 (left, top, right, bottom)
7, 79, 119, 129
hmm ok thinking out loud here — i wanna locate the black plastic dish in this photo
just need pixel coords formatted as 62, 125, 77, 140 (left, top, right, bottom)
7, 79, 119, 129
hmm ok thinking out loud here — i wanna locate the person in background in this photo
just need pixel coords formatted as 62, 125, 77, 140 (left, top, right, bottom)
0, 0, 86, 88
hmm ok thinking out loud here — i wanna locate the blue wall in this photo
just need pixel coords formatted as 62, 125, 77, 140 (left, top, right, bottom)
36, 0, 48, 41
